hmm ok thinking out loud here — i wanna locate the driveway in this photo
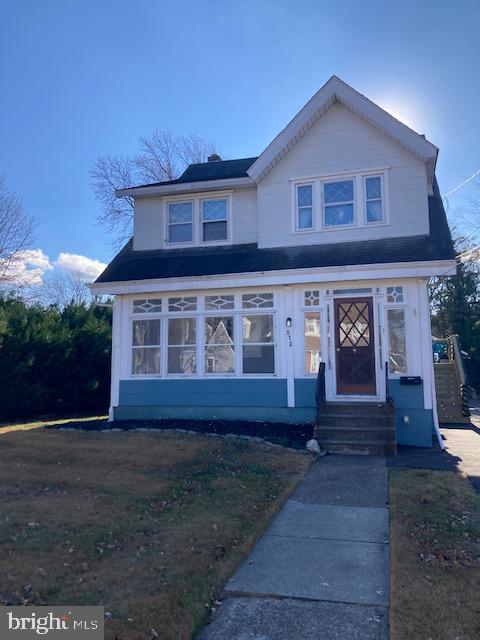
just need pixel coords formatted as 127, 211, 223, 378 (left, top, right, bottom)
388, 406, 480, 493
198, 455, 389, 639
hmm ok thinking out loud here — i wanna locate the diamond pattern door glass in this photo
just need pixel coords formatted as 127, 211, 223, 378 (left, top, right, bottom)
338, 302, 370, 348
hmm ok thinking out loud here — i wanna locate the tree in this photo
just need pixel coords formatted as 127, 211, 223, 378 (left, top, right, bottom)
91, 131, 216, 247
430, 246, 480, 390
0, 175, 37, 286
40, 268, 91, 308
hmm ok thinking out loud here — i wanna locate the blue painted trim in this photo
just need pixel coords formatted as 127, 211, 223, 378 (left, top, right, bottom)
119, 378, 287, 407
114, 405, 316, 424
294, 379, 317, 407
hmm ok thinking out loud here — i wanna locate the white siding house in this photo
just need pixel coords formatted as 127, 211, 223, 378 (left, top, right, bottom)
90, 76, 455, 451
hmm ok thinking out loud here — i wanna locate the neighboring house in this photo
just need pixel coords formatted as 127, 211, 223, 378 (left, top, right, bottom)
91, 76, 455, 450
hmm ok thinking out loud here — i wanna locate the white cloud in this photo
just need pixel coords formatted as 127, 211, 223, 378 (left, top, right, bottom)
4, 249, 52, 286
54, 253, 107, 281
2, 250, 107, 289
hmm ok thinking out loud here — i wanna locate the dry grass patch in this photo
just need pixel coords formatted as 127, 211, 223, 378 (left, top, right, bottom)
0, 415, 107, 435
390, 468, 480, 640
0, 428, 310, 640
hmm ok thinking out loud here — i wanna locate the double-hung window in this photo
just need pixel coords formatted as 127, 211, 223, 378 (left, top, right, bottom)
205, 316, 235, 373
168, 202, 193, 244
387, 309, 407, 374
167, 317, 197, 374
202, 199, 228, 241
132, 319, 161, 375
304, 312, 321, 375
365, 175, 384, 223
296, 184, 314, 230
323, 179, 355, 227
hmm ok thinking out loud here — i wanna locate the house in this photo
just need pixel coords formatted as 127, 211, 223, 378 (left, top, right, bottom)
90, 76, 455, 451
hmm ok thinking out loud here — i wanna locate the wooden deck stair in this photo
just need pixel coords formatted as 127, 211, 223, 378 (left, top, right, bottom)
434, 362, 470, 424
314, 402, 396, 456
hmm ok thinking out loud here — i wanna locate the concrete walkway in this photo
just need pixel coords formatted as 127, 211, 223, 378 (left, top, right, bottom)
198, 456, 390, 639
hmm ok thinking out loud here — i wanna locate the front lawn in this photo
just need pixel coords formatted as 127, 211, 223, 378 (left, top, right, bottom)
390, 469, 480, 639
0, 427, 310, 640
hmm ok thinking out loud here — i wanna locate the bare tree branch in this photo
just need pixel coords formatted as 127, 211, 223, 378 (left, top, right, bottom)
40, 268, 91, 308
90, 131, 217, 248
0, 175, 37, 286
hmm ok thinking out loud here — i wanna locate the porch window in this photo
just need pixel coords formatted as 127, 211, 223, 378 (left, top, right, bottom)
168, 202, 193, 244
387, 309, 407, 374
324, 179, 354, 227
202, 198, 228, 241
304, 312, 321, 375
205, 316, 235, 373
133, 299, 162, 313
365, 175, 384, 223
132, 319, 161, 375
242, 314, 275, 373
296, 184, 314, 230
167, 317, 197, 373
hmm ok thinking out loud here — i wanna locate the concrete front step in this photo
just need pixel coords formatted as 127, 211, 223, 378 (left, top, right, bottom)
320, 402, 387, 416
322, 440, 397, 456
317, 414, 391, 428
316, 427, 395, 443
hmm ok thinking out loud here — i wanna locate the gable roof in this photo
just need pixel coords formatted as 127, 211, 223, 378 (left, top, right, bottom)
93, 179, 454, 287
248, 76, 438, 193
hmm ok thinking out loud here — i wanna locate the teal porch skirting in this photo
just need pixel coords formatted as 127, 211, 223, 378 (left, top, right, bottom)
116, 378, 315, 424
389, 380, 433, 447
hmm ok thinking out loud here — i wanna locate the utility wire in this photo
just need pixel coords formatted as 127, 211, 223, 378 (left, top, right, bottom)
443, 168, 480, 198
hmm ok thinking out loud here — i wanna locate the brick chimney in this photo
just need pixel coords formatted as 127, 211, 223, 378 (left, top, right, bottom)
207, 153, 222, 162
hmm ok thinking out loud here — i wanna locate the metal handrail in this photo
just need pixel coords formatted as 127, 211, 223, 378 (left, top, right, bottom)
385, 361, 394, 406
315, 361, 326, 422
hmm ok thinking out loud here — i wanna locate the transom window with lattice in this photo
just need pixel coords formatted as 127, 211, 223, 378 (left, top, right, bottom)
304, 290, 320, 306
133, 299, 162, 313
338, 302, 371, 347
242, 293, 274, 309
168, 296, 197, 312
386, 286, 404, 303
205, 295, 235, 310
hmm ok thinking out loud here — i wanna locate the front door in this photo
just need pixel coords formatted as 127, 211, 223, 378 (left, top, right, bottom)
334, 297, 376, 395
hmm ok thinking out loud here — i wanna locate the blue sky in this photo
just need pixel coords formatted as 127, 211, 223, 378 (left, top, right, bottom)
1, 0, 479, 273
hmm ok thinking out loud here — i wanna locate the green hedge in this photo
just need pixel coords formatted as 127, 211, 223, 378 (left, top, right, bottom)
0, 298, 111, 420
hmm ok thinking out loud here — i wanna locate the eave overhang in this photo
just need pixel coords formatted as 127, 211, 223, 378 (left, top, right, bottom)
116, 176, 256, 198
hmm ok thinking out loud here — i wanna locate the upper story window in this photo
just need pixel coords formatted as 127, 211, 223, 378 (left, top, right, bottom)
324, 179, 355, 227
202, 199, 228, 241
365, 176, 384, 223
168, 202, 193, 244
166, 195, 231, 246
296, 184, 314, 230
291, 170, 388, 233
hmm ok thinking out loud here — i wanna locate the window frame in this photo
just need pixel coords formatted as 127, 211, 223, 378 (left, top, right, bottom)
164, 192, 233, 248
322, 177, 356, 229
167, 201, 194, 246
386, 306, 408, 377
364, 174, 386, 226
291, 169, 389, 234
200, 197, 229, 243
294, 182, 315, 233
131, 318, 162, 377
128, 292, 277, 379
303, 310, 322, 376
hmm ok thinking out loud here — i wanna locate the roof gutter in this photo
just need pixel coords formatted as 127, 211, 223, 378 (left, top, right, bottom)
116, 176, 256, 198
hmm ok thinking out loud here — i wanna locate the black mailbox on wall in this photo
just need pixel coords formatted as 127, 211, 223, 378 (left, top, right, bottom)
400, 376, 422, 385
